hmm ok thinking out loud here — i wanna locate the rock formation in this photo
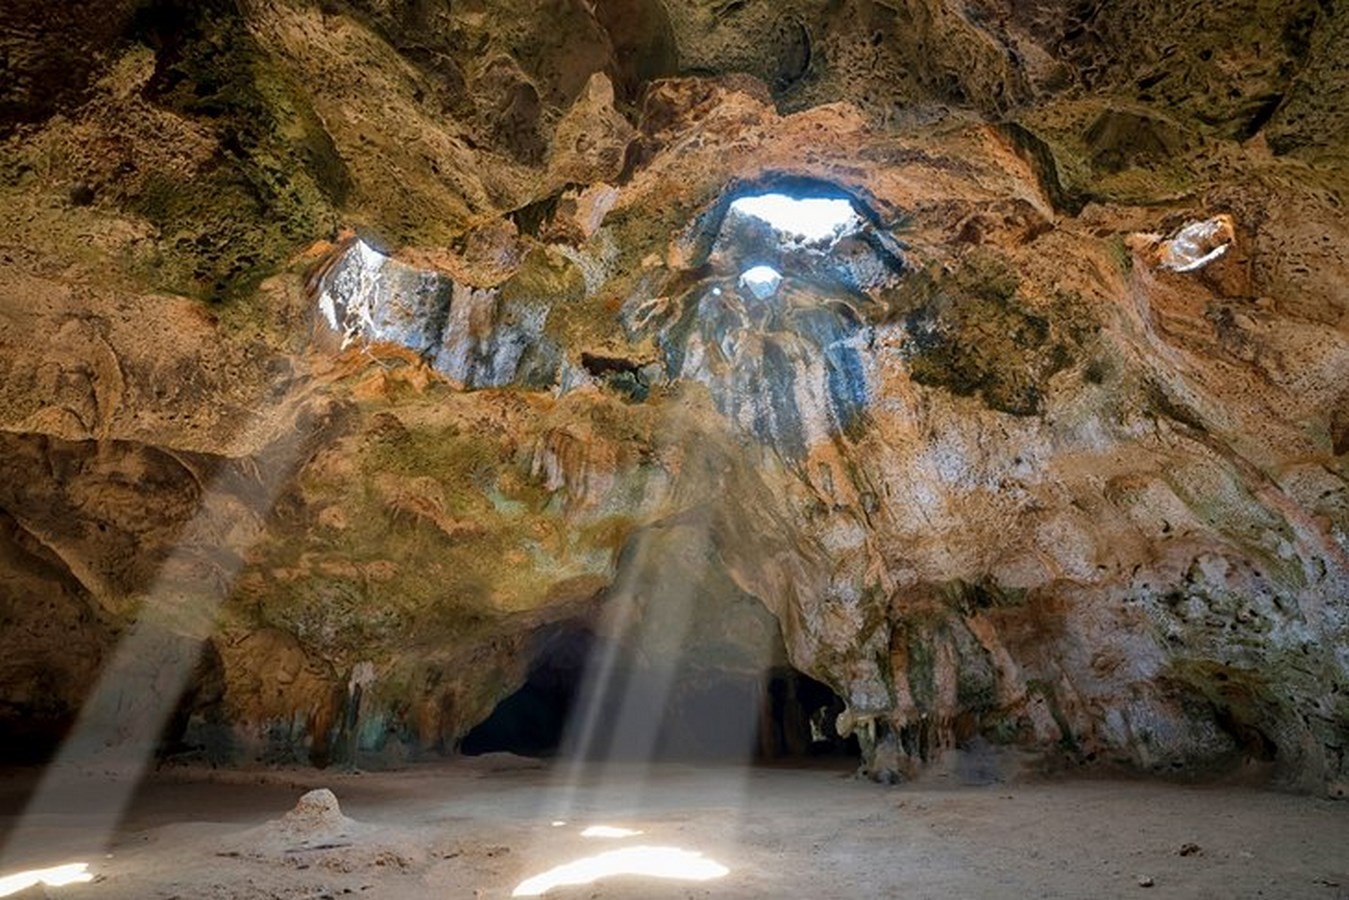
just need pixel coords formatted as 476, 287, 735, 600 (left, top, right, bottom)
0, 0, 1345, 794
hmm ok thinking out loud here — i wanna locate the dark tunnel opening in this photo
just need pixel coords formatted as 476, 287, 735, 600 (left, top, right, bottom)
460, 623, 595, 758
459, 624, 859, 764
757, 667, 860, 761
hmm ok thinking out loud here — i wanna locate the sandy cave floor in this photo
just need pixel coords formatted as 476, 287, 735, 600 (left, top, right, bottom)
1, 757, 1347, 900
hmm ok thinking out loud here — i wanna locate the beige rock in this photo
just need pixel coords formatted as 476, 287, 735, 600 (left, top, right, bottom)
0, 0, 1345, 795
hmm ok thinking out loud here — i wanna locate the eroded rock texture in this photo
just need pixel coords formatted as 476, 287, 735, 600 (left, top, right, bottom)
0, 0, 1345, 793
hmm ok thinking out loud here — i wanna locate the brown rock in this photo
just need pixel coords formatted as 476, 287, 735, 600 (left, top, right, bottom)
0, 0, 1345, 793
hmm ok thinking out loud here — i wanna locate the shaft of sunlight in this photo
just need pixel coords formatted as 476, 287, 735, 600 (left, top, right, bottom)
0, 403, 313, 870
536, 433, 772, 870
548, 562, 640, 820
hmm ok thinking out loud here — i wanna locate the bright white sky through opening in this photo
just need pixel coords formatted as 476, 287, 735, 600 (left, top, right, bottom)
739, 265, 782, 298
729, 194, 859, 241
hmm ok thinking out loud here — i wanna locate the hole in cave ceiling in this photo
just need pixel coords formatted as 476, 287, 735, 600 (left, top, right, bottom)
739, 264, 783, 298
706, 184, 901, 298
305, 178, 905, 455
624, 180, 900, 454
728, 193, 860, 242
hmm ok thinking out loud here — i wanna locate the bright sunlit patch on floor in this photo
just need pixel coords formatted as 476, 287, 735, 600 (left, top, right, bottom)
729, 194, 859, 242
739, 264, 783, 299
512, 846, 729, 897
0, 863, 94, 897
580, 825, 644, 839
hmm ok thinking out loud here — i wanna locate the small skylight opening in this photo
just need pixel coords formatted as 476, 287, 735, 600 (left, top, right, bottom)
739, 265, 783, 299
729, 193, 859, 242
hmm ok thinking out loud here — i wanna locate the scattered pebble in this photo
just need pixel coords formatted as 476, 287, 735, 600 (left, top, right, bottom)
1137, 875, 1155, 887
1179, 843, 1202, 857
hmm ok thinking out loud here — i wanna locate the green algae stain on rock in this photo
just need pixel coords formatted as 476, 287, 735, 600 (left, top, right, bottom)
899, 251, 1099, 416
125, 2, 343, 300
1159, 660, 1283, 767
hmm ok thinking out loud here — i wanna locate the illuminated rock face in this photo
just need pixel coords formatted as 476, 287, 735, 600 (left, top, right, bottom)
315, 239, 561, 389
0, 0, 1346, 793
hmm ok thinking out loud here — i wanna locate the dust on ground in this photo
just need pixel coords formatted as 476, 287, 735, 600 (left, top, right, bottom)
1, 756, 1346, 899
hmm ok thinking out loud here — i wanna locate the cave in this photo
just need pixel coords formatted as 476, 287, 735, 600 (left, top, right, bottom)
757, 668, 859, 761
2, 0, 1348, 896
464, 634, 857, 766
462, 618, 859, 764
460, 624, 596, 759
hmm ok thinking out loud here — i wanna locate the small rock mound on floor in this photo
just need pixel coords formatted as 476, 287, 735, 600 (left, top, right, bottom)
275, 788, 353, 839
217, 787, 430, 873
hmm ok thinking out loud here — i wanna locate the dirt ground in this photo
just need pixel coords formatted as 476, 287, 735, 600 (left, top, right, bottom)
1, 756, 1346, 899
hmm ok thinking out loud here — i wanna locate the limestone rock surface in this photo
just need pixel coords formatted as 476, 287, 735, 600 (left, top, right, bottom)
0, 0, 1345, 794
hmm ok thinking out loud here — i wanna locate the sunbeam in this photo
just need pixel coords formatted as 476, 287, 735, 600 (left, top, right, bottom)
0, 389, 325, 870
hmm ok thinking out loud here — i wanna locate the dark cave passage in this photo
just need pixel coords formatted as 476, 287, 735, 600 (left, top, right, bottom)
459, 624, 858, 764
460, 624, 596, 758
757, 667, 860, 761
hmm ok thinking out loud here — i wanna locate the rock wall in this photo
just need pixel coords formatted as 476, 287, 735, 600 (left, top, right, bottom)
0, 0, 1345, 793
